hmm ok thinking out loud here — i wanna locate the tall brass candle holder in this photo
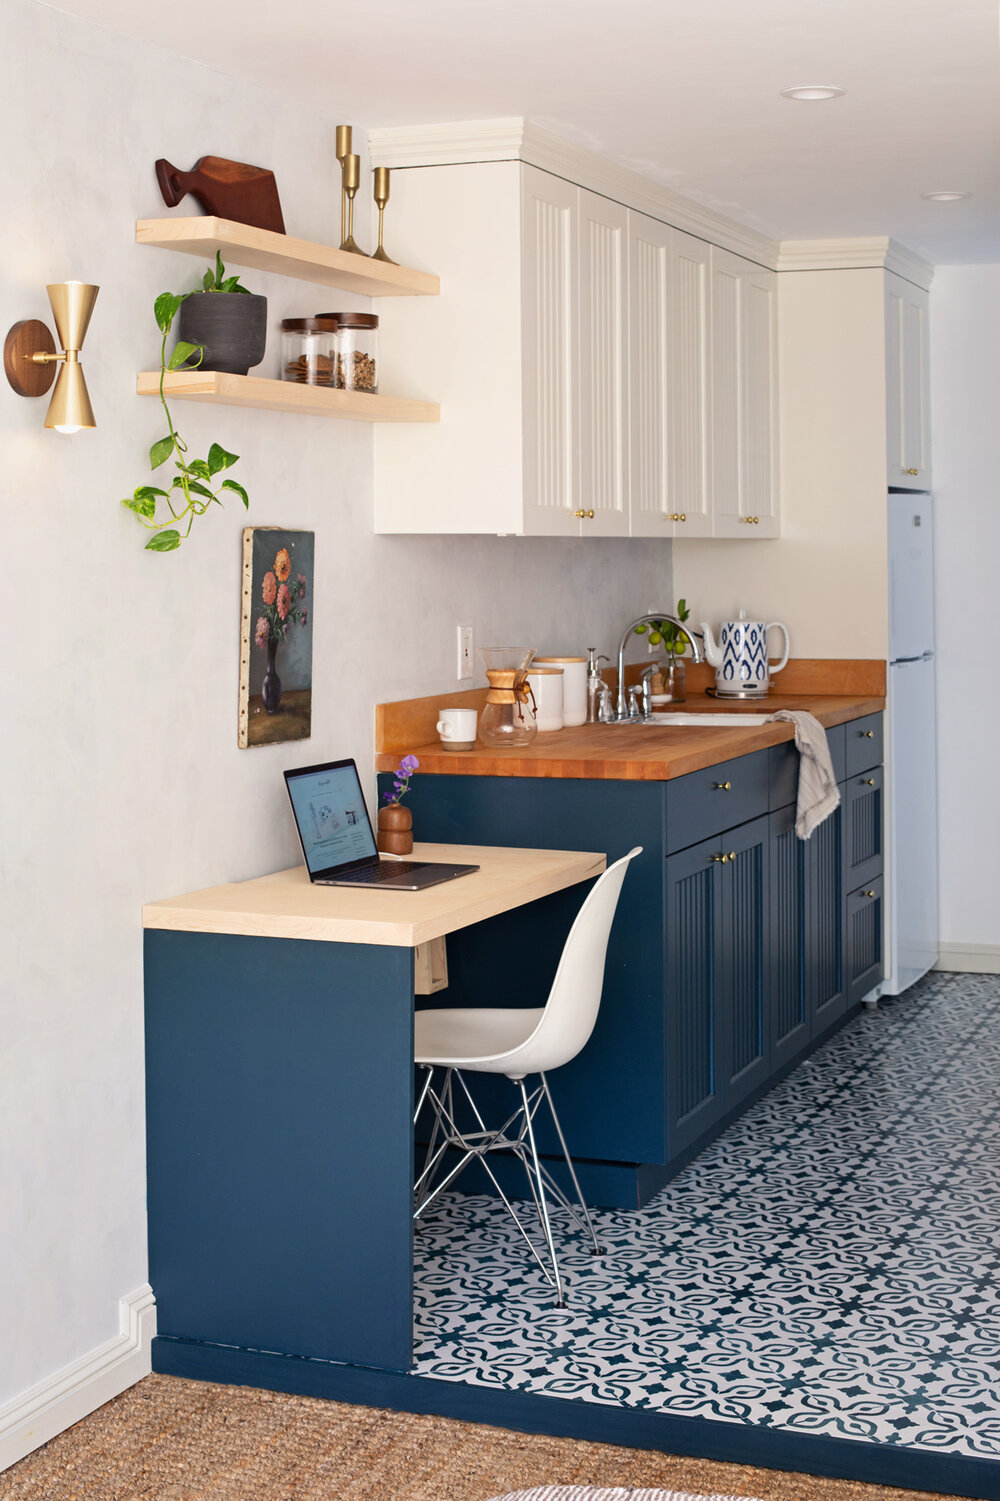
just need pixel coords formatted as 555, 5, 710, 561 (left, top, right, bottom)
340, 152, 363, 254
335, 124, 352, 249
371, 167, 397, 263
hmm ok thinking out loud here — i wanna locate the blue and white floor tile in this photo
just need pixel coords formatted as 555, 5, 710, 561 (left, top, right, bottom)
412, 972, 1000, 1459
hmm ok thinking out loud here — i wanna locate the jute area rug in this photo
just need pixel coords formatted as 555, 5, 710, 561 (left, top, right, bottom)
0, 1374, 969, 1501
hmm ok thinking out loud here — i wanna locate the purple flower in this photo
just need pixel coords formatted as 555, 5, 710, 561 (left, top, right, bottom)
300, 608, 308, 626
254, 616, 269, 649
383, 752, 419, 805
296, 573, 307, 596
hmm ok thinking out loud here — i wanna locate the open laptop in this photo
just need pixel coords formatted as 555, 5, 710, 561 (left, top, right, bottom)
284, 758, 479, 890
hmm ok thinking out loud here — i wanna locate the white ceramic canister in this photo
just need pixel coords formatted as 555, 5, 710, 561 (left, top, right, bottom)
531, 656, 587, 726
525, 667, 564, 732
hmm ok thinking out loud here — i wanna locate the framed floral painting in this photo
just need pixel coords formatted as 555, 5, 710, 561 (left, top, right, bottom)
238, 527, 314, 748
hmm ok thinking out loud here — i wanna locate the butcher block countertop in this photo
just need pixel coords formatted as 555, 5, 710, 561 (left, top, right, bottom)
375, 659, 886, 783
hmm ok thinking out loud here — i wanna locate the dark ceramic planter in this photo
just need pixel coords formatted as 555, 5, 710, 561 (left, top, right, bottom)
177, 291, 267, 375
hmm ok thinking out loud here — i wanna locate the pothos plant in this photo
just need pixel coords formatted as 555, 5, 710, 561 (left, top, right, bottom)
634, 597, 692, 654
122, 254, 250, 553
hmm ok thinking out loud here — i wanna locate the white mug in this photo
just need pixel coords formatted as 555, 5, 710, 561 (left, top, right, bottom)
531, 656, 587, 725
436, 707, 477, 750
526, 667, 564, 732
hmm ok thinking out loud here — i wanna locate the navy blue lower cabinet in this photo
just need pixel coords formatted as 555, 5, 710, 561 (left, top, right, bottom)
843, 767, 884, 893
847, 875, 884, 1006
717, 814, 770, 1112
804, 802, 847, 1036
664, 836, 723, 1156
768, 803, 810, 1069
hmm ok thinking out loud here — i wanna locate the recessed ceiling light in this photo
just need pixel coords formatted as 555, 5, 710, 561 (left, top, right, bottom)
920, 190, 971, 202
779, 85, 846, 101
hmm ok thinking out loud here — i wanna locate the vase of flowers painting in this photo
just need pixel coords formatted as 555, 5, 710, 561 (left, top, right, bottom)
239, 528, 314, 748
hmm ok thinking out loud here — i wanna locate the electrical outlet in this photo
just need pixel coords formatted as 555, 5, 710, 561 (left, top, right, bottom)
457, 623, 474, 680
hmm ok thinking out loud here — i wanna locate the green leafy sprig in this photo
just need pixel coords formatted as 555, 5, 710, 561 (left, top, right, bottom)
635, 597, 692, 655
122, 255, 250, 553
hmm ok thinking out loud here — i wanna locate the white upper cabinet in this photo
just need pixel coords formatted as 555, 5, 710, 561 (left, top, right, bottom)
520, 168, 579, 536
628, 216, 713, 539
374, 158, 777, 538
576, 190, 629, 536
711, 248, 779, 538
885, 271, 931, 490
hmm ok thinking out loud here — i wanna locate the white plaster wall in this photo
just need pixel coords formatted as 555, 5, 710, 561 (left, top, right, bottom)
0, 0, 672, 1417
929, 266, 1000, 953
675, 269, 890, 660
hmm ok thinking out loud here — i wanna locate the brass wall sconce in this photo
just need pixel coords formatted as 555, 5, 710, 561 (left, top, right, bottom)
4, 282, 99, 432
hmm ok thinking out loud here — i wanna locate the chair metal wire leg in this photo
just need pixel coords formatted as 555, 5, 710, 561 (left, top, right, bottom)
518, 1078, 566, 1306
540, 1072, 604, 1256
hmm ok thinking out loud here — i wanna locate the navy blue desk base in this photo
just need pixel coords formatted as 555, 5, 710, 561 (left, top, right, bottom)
144, 930, 415, 1374
151, 1335, 1000, 1501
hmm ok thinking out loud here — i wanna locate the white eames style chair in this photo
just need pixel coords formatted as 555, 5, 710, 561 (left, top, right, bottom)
413, 847, 642, 1304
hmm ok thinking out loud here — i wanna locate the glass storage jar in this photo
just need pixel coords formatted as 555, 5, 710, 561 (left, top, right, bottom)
280, 317, 338, 386
333, 311, 379, 392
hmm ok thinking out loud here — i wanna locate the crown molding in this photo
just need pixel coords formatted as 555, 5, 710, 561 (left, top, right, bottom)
369, 120, 935, 288
369, 118, 782, 269
777, 237, 934, 289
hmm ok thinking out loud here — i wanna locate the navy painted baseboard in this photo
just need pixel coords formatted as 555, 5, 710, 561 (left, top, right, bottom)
153, 1336, 1000, 1500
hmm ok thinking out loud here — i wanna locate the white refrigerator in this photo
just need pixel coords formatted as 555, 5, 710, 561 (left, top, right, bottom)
883, 492, 939, 994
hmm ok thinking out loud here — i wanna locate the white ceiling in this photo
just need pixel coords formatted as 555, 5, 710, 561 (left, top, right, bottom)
47, 0, 1000, 264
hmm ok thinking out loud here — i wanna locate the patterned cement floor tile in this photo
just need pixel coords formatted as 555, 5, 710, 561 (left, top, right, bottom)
412, 973, 1000, 1461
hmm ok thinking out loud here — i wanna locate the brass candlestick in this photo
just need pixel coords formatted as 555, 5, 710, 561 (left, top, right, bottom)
370, 166, 397, 263
335, 124, 352, 249
341, 152, 363, 254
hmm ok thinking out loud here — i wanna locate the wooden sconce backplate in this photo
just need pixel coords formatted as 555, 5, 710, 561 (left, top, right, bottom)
4, 319, 57, 397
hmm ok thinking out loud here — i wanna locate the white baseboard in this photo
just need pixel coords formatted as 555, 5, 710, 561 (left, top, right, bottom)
935, 943, 1000, 975
0, 1285, 156, 1472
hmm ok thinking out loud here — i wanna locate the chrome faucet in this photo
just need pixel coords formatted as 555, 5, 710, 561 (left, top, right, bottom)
612, 613, 704, 722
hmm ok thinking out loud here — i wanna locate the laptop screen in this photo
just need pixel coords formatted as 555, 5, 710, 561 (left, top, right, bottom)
285, 760, 378, 876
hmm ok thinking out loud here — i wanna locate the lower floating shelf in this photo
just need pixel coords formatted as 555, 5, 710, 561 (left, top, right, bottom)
137, 370, 440, 423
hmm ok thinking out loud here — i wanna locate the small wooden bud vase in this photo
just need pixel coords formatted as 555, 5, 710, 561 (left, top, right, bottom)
377, 803, 413, 855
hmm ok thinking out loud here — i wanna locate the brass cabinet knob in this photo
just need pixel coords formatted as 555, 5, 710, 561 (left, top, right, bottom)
861, 777, 875, 786
740, 516, 760, 525
574, 508, 595, 519
906, 468, 920, 476
712, 781, 732, 791
667, 513, 687, 522
709, 852, 729, 863
728, 851, 736, 863
859, 728, 874, 737
864, 889, 877, 899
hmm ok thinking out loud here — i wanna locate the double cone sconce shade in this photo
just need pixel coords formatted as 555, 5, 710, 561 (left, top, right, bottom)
4, 282, 99, 432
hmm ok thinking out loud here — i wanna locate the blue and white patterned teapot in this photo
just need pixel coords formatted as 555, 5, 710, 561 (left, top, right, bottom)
699, 608, 790, 697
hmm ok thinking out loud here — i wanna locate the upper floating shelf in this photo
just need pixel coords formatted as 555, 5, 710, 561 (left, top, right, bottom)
135, 216, 440, 298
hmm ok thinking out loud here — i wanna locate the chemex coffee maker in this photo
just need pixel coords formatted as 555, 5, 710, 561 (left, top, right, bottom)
699, 608, 790, 699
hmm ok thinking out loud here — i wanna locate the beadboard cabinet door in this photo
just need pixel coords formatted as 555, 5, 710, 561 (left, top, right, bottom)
628, 216, 712, 539
885, 272, 931, 491
710, 248, 779, 539
577, 189, 629, 535
521, 166, 580, 536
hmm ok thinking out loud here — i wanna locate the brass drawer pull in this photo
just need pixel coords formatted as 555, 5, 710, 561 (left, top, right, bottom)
906, 468, 920, 476
860, 729, 874, 738
864, 889, 877, 899
710, 852, 729, 864
712, 780, 732, 791
574, 508, 595, 519
861, 778, 875, 786
667, 512, 687, 522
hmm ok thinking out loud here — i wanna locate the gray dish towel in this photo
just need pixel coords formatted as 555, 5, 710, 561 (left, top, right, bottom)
767, 709, 840, 838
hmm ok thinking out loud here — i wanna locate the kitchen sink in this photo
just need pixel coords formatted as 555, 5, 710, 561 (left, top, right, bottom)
641, 711, 774, 727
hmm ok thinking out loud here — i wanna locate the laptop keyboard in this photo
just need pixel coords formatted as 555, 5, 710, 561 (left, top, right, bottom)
324, 861, 431, 885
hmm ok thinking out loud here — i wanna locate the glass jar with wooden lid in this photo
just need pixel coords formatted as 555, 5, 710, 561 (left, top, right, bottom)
280, 317, 338, 386
320, 311, 379, 393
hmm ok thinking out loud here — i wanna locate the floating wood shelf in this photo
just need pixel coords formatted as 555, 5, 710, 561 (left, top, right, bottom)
136, 216, 440, 298
137, 370, 440, 423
